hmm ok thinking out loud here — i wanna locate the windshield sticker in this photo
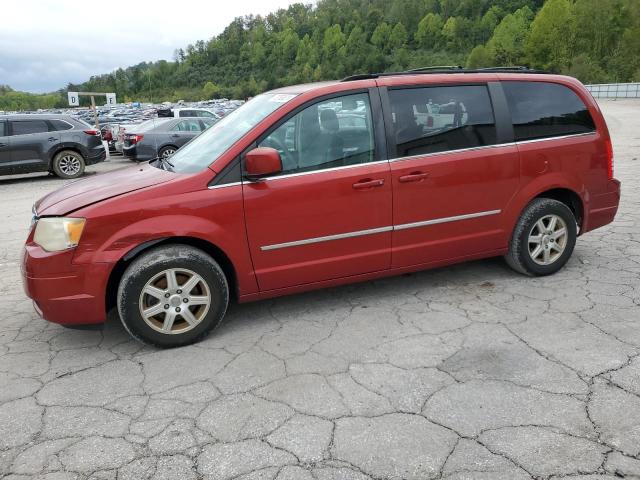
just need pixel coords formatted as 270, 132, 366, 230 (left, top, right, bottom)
270, 94, 296, 103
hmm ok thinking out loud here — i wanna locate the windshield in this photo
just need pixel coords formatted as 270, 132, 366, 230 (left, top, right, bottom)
165, 93, 296, 173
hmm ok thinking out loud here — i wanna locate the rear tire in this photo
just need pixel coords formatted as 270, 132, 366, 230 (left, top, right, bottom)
117, 245, 229, 348
505, 198, 577, 276
52, 150, 85, 179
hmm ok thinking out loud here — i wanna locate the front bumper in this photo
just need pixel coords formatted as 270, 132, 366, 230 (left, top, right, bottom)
21, 244, 112, 326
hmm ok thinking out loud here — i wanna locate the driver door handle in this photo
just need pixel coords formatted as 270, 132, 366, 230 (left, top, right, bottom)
353, 178, 384, 190
399, 172, 430, 183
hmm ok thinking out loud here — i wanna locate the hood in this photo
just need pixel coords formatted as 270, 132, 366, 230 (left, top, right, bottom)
36, 162, 174, 215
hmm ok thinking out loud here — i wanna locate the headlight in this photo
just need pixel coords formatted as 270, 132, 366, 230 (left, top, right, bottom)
33, 218, 86, 252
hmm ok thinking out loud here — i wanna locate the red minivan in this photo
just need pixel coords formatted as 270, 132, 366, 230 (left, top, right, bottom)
22, 69, 621, 347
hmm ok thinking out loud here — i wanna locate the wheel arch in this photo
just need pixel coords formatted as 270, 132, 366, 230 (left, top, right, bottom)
533, 187, 584, 231
48, 144, 86, 168
105, 236, 238, 315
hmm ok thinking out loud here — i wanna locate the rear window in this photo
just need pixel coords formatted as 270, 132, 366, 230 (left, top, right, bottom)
503, 81, 596, 142
388, 85, 497, 158
11, 120, 49, 135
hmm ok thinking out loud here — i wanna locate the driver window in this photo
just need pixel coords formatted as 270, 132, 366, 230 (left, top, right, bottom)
258, 92, 375, 175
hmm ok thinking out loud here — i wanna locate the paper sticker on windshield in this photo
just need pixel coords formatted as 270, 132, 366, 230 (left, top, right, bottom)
270, 94, 296, 103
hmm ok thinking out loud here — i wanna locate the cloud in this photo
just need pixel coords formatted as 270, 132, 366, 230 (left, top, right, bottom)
0, 0, 304, 92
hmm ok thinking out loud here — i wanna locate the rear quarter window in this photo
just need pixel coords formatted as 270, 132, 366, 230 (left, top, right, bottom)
49, 119, 74, 131
503, 81, 596, 142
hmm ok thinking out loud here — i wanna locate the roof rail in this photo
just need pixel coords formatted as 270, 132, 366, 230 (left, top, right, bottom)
341, 66, 551, 82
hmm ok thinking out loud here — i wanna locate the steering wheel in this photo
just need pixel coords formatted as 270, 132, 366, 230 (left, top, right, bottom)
261, 137, 295, 171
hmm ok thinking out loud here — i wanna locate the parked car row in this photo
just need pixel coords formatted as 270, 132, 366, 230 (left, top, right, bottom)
0, 98, 243, 177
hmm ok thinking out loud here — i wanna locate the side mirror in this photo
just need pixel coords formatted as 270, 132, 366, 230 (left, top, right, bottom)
245, 147, 282, 180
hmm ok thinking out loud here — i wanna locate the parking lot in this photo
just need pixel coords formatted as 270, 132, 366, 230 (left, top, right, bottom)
0, 99, 639, 479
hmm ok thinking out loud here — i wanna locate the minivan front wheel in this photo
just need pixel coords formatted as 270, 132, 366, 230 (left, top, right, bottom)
505, 198, 577, 276
52, 150, 85, 179
117, 245, 229, 347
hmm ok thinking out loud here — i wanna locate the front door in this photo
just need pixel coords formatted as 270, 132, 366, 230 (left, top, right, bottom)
382, 83, 520, 267
242, 91, 392, 291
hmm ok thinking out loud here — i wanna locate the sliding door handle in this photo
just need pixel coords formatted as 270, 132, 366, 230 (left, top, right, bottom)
353, 178, 384, 190
399, 172, 430, 183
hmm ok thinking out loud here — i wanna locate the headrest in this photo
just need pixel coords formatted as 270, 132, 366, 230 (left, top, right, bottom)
320, 109, 339, 133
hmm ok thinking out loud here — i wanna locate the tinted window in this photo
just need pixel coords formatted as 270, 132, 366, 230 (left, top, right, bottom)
178, 110, 195, 117
258, 92, 375, 175
49, 119, 73, 131
173, 120, 201, 132
0, 122, 5, 136
503, 81, 596, 141
388, 85, 497, 158
11, 120, 49, 135
197, 111, 215, 118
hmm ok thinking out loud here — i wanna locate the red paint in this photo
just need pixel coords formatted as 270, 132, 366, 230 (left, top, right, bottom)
22, 73, 620, 326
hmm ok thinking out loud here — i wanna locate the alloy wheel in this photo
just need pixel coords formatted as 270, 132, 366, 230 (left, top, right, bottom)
138, 268, 211, 334
58, 154, 81, 175
527, 214, 568, 266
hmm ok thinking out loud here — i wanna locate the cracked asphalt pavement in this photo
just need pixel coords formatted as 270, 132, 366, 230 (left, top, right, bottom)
1, 99, 639, 480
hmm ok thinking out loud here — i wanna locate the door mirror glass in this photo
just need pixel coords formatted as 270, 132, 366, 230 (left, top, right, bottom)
245, 147, 282, 178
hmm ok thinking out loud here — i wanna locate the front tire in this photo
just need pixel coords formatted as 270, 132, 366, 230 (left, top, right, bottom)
117, 245, 229, 348
52, 150, 85, 179
505, 198, 577, 276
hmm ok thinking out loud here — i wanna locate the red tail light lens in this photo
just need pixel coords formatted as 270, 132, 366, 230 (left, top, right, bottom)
605, 137, 614, 179
133, 134, 144, 144
83, 129, 100, 135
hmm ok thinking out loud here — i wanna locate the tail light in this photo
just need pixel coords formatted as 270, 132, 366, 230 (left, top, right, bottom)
605, 137, 614, 179
426, 116, 434, 127
83, 129, 100, 135
128, 134, 144, 144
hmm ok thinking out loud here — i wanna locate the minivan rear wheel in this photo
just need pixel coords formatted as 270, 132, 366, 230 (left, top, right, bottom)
52, 150, 85, 179
505, 198, 577, 276
117, 245, 229, 348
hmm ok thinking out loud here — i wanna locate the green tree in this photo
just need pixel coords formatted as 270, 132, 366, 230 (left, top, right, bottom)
525, 0, 574, 71
486, 6, 533, 65
466, 45, 494, 68
415, 13, 444, 48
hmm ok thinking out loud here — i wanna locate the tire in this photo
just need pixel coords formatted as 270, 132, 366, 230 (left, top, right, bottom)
117, 245, 229, 348
505, 198, 577, 276
158, 146, 177, 160
52, 150, 85, 179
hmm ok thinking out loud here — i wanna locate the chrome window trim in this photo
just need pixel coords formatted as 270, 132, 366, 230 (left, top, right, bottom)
388, 142, 516, 163
260, 159, 390, 182
260, 209, 501, 251
208, 181, 242, 190
515, 131, 596, 145
387, 131, 596, 164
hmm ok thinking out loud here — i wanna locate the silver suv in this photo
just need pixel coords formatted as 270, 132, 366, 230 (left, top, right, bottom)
0, 114, 106, 179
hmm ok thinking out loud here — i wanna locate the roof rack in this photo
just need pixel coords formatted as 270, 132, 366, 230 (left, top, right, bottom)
341, 66, 550, 82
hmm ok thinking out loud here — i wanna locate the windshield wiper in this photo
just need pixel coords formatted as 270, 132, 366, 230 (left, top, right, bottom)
152, 156, 174, 171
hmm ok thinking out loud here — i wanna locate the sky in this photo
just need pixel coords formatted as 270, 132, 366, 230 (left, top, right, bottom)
1, 0, 304, 93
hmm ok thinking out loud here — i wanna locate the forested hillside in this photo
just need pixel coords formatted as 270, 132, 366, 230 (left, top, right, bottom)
2, 0, 639, 109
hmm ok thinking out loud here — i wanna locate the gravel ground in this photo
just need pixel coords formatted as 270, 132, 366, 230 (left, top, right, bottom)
1, 99, 639, 480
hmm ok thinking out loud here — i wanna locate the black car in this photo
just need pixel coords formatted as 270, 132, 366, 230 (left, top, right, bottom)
0, 114, 106, 179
